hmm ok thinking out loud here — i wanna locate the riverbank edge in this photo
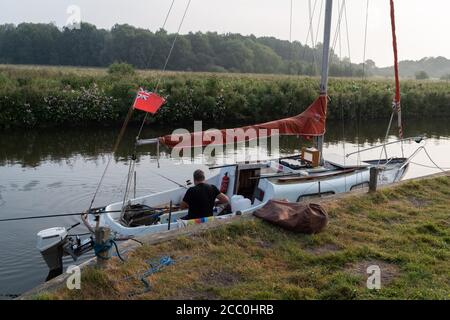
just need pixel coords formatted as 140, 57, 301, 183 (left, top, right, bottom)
2, 64, 450, 129
18, 171, 449, 300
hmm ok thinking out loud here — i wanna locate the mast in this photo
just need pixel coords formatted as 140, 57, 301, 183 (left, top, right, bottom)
390, 0, 403, 139
316, 0, 333, 164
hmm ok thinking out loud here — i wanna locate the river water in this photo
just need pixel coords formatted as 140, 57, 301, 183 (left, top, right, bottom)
0, 118, 449, 297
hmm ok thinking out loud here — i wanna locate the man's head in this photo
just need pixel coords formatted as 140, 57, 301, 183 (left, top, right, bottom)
193, 169, 205, 185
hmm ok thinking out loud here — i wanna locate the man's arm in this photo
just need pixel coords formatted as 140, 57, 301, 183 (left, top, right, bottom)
180, 201, 189, 210
216, 193, 229, 205
181, 189, 191, 210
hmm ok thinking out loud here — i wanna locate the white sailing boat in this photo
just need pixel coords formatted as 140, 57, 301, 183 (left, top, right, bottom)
83, 0, 416, 237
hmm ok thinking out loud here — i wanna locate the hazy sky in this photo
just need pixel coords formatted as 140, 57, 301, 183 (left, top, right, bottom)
0, 0, 447, 67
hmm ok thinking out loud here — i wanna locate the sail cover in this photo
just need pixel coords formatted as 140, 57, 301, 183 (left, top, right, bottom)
159, 95, 327, 148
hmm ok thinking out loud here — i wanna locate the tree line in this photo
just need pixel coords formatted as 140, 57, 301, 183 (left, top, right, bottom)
0, 22, 365, 77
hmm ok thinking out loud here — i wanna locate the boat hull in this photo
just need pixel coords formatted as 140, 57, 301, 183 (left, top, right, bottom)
87, 158, 409, 237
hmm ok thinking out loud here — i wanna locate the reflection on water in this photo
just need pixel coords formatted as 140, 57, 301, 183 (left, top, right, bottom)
1, 118, 449, 168
0, 118, 449, 297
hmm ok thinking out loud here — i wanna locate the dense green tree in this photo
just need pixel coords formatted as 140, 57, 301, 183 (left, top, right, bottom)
59, 23, 105, 66
0, 23, 364, 77
415, 70, 429, 80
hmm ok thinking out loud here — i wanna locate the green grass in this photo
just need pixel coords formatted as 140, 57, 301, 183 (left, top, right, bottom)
1, 64, 450, 129
39, 176, 450, 300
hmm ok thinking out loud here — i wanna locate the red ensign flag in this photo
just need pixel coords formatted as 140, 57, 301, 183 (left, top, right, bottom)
133, 90, 166, 114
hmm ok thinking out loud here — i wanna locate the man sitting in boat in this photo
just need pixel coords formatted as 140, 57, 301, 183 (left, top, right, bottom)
180, 169, 229, 220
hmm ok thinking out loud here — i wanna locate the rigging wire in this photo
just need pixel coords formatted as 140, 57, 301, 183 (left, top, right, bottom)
362, 0, 370, 80
305, 0, 319, 75
379, 0, 405, 164
305, 0, 319, 47
162, 0, 177, 31
88, 105, 135, 211
86, 0, 182, 211
314, 0, 324, 46
121, 155, 138, 216
356, 0, 370, 185
137, 0, 191, 141
155, 0, 193, 92
338, 2, 342, 60
288, 0, 294, 74
313, 0, 324, 74
335, 0, 348, 191
343, 1, 352, 72
122, 0, 192, 215
331, 0, 346, 54
144, 0, 176, 68
289, 0, 293, 43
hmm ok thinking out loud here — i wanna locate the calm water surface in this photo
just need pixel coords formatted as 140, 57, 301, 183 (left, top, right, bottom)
0, 118, 449, 297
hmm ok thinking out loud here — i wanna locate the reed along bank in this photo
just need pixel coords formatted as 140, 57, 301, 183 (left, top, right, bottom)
1, 65, 450, 129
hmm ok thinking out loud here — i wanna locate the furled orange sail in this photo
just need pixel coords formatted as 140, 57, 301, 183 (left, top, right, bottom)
159, 95, 328, 148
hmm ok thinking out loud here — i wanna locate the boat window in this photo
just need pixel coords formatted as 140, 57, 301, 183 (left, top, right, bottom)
254, 188, 265, 202
297, 192, 335, 202
350, 182, 370, 191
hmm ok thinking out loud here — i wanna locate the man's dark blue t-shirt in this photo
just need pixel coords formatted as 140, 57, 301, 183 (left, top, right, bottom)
182, 183, 220, 219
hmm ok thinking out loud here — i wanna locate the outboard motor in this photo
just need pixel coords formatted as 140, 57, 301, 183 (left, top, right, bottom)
36, 227, 68, 280
36, 223, 94, 281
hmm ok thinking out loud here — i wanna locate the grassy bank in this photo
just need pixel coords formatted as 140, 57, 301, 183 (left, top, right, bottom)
36, 176, 450, 300
1, 65, 450, 129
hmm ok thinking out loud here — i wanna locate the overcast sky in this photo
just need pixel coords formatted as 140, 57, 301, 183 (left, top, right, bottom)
0, 0, 447, 67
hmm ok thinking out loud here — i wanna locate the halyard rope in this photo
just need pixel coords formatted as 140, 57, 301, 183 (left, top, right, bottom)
136, 0, 193, 141
89, 0, 192, 215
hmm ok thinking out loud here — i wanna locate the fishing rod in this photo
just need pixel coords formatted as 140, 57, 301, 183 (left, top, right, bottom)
0, 208, 165, 223
153, 171, 191, 189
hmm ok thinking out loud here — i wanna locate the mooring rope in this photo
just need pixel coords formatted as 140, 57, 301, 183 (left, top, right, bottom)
410, 162, 450, 171
123, 256, 175, 296
422, 147, 448, 173
94, 237, 126, 262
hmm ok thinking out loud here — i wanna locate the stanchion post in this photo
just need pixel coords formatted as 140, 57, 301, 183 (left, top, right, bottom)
369, 167, 379, 193
95, 227, 111, 268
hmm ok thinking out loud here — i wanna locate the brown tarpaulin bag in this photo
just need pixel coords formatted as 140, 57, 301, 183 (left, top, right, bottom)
253, 200, 328, 234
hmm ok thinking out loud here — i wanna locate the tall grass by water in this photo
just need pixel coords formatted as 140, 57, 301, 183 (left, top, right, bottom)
1, 64, 450, 129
